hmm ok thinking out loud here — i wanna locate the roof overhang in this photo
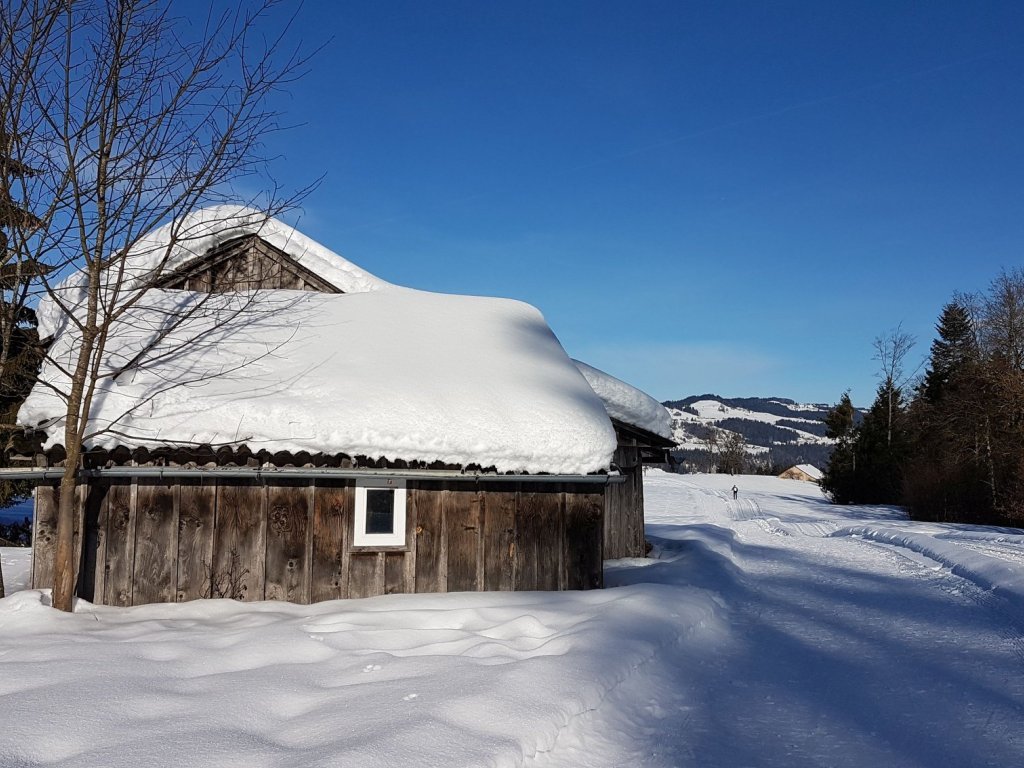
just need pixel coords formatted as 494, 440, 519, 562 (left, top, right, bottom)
0, 466, 625, 485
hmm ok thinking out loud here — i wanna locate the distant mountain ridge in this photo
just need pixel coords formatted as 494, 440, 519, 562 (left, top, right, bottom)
663, 394, 832, 422
661, 394, 859, 472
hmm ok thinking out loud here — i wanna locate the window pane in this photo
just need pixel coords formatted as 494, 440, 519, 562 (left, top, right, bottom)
365, 489, 395, 534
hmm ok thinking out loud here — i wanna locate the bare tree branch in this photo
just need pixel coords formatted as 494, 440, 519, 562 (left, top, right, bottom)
2, 0, 313, 610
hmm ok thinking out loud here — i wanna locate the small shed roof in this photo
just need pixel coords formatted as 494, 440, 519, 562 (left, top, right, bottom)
572, 360, 672, 439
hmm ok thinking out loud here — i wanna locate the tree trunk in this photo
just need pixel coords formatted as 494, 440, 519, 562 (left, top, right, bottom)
51, 468, 79, 610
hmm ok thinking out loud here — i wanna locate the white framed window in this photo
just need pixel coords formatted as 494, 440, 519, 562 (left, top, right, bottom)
353, 478, 407, 547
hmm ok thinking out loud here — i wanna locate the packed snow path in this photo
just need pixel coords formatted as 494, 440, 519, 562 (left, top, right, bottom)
552, 473, 1024, 767
1, 473, 1022, 767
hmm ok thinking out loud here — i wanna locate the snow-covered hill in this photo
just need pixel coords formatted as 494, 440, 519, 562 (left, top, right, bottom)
663, 394, 850, 470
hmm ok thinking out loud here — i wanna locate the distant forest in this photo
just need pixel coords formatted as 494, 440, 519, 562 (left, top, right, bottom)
671, 444, 832, 475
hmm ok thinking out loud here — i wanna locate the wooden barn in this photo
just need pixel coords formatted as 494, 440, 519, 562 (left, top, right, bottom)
19, 206, 674, 607
778, 464, 823, 483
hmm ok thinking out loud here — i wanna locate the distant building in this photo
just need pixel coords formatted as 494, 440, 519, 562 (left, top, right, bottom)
778, 464, 823, 483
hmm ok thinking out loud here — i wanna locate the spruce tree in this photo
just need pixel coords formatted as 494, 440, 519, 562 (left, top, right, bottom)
904, 299, 993, 521
852, 383, 909, 504
920, 302, 976, 405
820, 392, 857, 503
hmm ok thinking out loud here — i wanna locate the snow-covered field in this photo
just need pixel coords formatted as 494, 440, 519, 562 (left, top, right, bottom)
2, 472, 1023, 767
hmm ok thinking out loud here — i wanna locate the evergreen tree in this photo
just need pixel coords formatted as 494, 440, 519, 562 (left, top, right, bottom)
904, 300, 988, 521
852, 382, 909, 504
820, 391, 857, 503
919, 301, 977, 405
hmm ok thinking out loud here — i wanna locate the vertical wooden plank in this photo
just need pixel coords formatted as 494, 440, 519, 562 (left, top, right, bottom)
564, 489, 605, 590
482, 485, 517, 591
191, 268, 212, 293
30, 485, 58, 590
629, 451, 646, 557
176, 479, 216, 601
445, 488, 480, 592
412, 484, 446, 593
245, 239, 260, 290
557, 488, 567, 591
131, 480, 178, 605
103, 480, 136, 607
265, 481, 311, 603
604, 445, 627, 559
72, 484, 86, 592
279, 267, 302, 290
348, 553, 383, 599
212, 481, 266, 601
403, 485, 417, 592
304, 481, 315, 596
516, 485, 561, 591
79, 483, 110, 603
74, 487, 104, 602
311, 482, 351, 602
256, 248, 281, 289
384, 551, 407, 594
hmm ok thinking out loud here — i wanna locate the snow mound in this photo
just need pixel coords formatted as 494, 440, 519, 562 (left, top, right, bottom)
572, 360, 672, 438
831, 524, 1024, 609
36, 205, 391, 339
0, 583, 721, 768
21, 287, 617, 474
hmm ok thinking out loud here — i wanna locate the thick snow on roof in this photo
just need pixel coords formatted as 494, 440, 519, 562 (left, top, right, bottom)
36, 205, 390, 339
572, 360, 672, 439
21, 287, 617, 474
793, 463, 823, 480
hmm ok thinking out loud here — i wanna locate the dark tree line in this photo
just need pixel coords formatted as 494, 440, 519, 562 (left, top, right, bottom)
0, 515, 30, 546
821, 270, 1024, 526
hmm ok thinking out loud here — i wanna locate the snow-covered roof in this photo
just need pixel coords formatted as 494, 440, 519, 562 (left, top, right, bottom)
790, 464, 823, 480
21, 287, 618, 474
36, 205, 390, 339
572, 360, 672, 439
796, 464, 823, 480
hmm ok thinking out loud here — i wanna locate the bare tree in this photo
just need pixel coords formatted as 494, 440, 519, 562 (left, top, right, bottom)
2, 0, 313, 611
717, 430, 747, 475
872, 324, 916, 448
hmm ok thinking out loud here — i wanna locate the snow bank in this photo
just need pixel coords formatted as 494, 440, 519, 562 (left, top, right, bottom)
0, 582, 721, 768
21, 287, 617, 474
0, 547, 31, 594
831, 524, 1024, 609
572, 360, 672, 438
37, 205, 391, 339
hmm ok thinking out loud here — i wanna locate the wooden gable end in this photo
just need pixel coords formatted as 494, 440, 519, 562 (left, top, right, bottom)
154, 234, 342, 294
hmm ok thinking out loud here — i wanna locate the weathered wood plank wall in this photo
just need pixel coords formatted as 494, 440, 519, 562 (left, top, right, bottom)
604, 444, 646, 559
32, 478, 605, 607
158, 235, 340, 294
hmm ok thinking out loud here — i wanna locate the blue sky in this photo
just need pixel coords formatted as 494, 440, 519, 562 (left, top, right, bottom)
224, 1, 1024, 406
